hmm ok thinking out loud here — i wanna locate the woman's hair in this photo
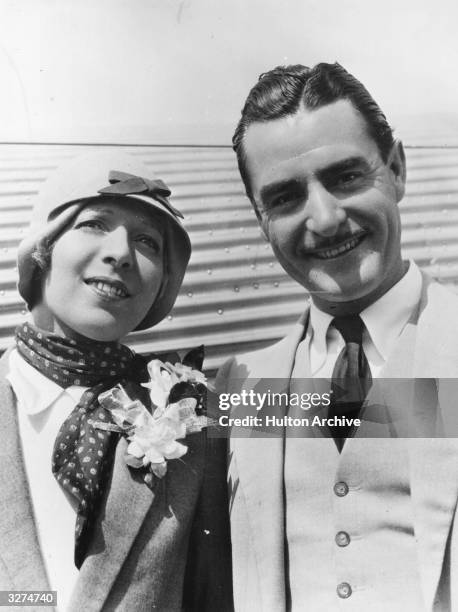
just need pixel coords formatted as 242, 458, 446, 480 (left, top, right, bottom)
31, 241, 53, 272
28, 241, 54, 309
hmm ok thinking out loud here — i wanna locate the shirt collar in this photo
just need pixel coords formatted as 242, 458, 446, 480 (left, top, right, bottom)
6, 349, 87, 416
361, 260, 422, 360
309, 260, 422, 365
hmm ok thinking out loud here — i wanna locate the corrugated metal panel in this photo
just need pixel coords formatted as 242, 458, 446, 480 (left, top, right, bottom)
0, 143, 457, 375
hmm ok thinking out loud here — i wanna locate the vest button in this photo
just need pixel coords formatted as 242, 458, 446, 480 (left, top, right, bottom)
337, 582, 352, 599
335, 531, 350, 547
334, 481, 349, 497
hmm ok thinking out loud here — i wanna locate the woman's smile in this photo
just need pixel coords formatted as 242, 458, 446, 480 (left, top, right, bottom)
84, 277, 131, 300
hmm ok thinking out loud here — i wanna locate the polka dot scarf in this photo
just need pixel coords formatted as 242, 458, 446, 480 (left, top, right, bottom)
15, 322, 150, 568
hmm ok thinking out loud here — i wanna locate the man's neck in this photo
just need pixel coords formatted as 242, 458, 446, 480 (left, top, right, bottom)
311, 260, 410, 316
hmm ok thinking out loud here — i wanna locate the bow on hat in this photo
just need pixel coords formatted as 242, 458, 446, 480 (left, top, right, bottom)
98, 170, 184, 219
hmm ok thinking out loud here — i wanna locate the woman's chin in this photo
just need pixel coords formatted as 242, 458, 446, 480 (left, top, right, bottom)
50, 314, 136, 343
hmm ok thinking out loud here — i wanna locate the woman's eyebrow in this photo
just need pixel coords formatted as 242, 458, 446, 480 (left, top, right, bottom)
79, 207, 114, 217
80, 206, 163, 234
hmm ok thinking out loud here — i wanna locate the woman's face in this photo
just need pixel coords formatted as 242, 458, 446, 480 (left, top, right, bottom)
35, 198, 164, 341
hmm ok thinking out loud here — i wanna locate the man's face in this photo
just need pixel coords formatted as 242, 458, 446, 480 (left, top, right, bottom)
243, 100, 407, 314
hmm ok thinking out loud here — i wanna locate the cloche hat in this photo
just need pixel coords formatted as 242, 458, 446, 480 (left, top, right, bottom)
16, 151, 191, 330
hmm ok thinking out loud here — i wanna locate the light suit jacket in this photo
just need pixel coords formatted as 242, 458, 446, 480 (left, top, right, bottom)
217, 274, 458, 612
0, 353, 233, 612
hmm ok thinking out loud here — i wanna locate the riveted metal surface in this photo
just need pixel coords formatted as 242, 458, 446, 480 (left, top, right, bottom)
0, 143, 457, 375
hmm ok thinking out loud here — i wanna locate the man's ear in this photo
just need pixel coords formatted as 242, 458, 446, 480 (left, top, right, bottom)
250, 199, 269, 241
387, 139, 406, 202
260, 223, 269, 242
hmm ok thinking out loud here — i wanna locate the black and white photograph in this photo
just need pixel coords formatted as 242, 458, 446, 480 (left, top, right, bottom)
1, 1, 458, 610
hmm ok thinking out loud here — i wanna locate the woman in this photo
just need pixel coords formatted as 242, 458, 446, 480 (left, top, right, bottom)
0, 152, 232, 611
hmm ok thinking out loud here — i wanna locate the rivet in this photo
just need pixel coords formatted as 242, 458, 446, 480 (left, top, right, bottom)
253, 283, 259, 289
21, 310, 27, 315
187, 292, 193, 297
245, 245, 250, 250
167, 315, 173, 320
251, 264, 256, 269
269, 262, 274, 267
217, 309, 224, 315
233, 286, 240, 292
208, 230, 213, 236
225, 248, 230, 253
274, 282, 279, 287
207, 269, 212, 275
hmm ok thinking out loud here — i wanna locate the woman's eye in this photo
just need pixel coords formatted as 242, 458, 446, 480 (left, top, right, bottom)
137, 235, 161, 253
75, 219, 105, 231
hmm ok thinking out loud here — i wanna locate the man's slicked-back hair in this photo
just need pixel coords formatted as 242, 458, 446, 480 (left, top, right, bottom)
232, 62, 395, 201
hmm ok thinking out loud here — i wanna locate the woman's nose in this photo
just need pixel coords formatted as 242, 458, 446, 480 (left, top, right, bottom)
101, 227, 134, 269
304, 183, 347, 237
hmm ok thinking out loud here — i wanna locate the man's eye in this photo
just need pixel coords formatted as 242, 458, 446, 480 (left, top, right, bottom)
267, 190, 302, 210
335, 172, 362, 188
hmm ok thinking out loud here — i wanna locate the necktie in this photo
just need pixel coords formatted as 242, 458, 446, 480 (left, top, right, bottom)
328, 315, 372, 449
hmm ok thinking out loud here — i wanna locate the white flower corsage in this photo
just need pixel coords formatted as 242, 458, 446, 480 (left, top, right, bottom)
95, 347, 212, 480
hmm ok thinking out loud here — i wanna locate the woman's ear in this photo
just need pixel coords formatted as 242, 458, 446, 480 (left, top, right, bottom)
387, 139, 406, 202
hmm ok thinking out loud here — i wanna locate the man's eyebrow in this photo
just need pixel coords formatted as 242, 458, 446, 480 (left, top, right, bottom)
260, 178, 302, 202
259, 157, 371, 201
318, 156, 370, 177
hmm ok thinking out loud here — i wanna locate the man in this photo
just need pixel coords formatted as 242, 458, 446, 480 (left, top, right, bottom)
217, 63, 458, 611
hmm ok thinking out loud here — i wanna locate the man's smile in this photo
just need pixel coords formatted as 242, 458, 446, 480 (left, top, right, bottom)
302, 231, 367, 260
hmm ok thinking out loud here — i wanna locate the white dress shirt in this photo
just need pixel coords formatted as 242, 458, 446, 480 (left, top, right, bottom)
308, 261, 423, 378
6, 349, 88, 611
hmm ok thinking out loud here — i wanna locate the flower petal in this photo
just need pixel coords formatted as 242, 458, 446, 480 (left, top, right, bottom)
151, 462, 168, 478
127, 440, 145, 458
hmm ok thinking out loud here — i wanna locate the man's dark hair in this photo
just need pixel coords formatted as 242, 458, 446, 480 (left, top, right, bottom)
232, 62, 395, 201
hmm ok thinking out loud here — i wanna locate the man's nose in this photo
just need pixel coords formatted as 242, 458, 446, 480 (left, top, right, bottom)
304, 183, 347, 237
101, 226, 134, 269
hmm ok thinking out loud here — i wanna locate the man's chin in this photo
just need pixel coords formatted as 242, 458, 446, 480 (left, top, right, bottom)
303, 266, 385, 310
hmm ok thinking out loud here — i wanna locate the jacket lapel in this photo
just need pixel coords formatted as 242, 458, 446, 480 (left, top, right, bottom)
408, 438, 458, 610
230, 311, 309, 611
0, 356, 50, 594
407, 276, 458, 609
69, 435, 157, 610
